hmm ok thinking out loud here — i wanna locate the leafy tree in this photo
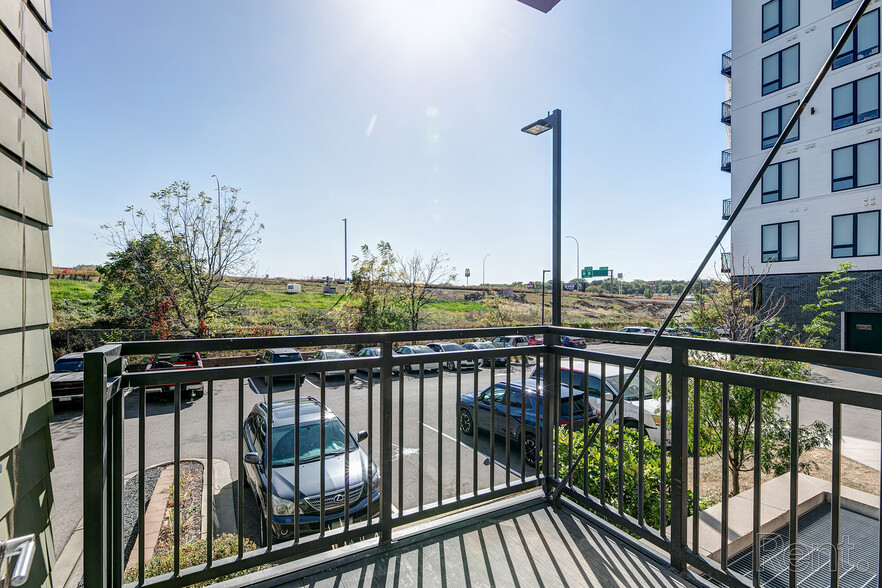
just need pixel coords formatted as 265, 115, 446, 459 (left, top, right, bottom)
95, 234, 180, 332
344, 242, 404, 332
395, 250, 456, 331
102, 181, 262, 337
801, 262, 855, 347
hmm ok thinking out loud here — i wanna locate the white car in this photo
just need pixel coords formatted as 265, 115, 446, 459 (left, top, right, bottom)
307, 349, 355, 379
530, 360, 669, 447
353, 347, 401, 376
617, 326, 656, 335
394, 345, 440, 374
426, 342, 477, 371
491, 335, 529, 348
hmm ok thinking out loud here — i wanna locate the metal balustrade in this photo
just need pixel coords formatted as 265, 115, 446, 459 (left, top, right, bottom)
83, 326, 882, 587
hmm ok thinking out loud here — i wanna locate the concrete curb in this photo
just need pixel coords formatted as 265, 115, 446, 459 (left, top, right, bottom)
51, 458, 235, 588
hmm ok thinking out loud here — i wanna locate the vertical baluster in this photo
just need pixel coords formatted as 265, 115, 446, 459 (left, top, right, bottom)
206, 380, 214, 564
456, 361, 462, 502
237, 378, 244, 557
419, 363, 425, 511
174, 383, 181, 574
138, 385, 146, 586
344, 370, 351, 532
521, 354, 527, 484
111, 385, 124, 585
566, 356, 573, 489
721, 383, 729, 570
367, 364, 374, 526
473, 363, 479, 496
490, 359, 496, 490
617, 365, 624, 516
505, 357, 512, 488
638, 370, 645, 526
660, 374, 668, 538
600, 362, 606, 507
266, 377, 274, 550
294, 375, 300, 543
319, 373, 326, 535
752, 388, 761, 587
437, 360, 443, 507
788, 392, 799, 588
399, 366, 405, 513
831, 402, 842, 588
692, 377, 700, 554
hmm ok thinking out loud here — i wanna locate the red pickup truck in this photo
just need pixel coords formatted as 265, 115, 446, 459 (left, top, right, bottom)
145, 352, 205, 400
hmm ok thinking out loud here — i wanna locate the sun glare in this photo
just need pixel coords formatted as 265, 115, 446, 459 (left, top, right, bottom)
368, 0, 490, 61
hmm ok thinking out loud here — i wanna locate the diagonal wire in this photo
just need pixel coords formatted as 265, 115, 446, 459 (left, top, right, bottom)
550, 0, 874, 505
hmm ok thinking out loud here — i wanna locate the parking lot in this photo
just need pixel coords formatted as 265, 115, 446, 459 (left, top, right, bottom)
50, 359, 540, 552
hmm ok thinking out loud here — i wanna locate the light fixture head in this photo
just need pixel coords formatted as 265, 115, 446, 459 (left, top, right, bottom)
521, 118, 553, 135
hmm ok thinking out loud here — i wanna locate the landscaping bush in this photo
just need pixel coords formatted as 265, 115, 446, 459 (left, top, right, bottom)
123, 533, 267, 586
556, 426, 709, 531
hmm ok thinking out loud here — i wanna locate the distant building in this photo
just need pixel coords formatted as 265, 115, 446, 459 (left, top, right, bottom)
725, 0, 882, 352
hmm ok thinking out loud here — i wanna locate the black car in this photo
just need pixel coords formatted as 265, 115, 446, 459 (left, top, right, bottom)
256, 348, 305, 385
243, 398, 380, 542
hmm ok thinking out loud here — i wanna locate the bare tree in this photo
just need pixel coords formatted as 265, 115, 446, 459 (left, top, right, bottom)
102, 181, 262, 337
395, 250, 456, 331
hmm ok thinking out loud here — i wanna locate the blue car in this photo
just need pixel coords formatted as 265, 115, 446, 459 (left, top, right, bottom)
459, 380, 598, 467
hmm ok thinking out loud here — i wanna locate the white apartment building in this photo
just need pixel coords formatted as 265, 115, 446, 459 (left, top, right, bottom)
726, 0, 882, 352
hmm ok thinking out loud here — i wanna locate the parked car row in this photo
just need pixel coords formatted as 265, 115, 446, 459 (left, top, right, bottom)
618, 325, 710, 338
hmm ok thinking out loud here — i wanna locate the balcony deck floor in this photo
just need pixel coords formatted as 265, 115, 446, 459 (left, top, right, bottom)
236, 494, 698, 588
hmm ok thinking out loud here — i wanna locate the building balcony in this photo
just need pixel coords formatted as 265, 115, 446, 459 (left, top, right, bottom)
722, 198, 731, 220
721, 50, 731, 77
721, 99, 731, 125
721, 149, 731, 173
79, 327, 881, 587
721, 251, 732, 273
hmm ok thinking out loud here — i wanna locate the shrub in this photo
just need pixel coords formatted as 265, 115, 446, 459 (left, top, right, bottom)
556, 426, 709, 531
123, 533, 267, 586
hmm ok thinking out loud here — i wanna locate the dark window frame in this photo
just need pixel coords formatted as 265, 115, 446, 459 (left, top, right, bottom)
832, 9, 880, 69
761, 221, 800, 262
762, 158, 800, 203
762, 101, 800, 149
762, 44, 800, 95
763, 0, 800, 42
832, 73, 880, 130
831, 210, 881, 257
831, 139, 880, 191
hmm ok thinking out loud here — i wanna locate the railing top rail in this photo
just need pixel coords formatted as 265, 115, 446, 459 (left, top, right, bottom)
115, 325, 550, 355
546, 326, 881, 371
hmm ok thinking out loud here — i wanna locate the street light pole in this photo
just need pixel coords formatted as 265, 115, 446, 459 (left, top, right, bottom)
522, 109, 562, 326
541, 269, 550, 325
342, 218, 348, 293
565, 235, 579, 282
482, 254, 491, 286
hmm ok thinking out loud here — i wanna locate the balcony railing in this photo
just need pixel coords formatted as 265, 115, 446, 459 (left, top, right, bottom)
721, 99, 731, 125
721, 50, 732, 77
721, 149, 732, 173
722, 198, 731, 220
720, 251, 732, 273
83, 326, 882, 587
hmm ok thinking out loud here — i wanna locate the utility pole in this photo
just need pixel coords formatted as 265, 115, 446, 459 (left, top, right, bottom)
342, 218, 348, 294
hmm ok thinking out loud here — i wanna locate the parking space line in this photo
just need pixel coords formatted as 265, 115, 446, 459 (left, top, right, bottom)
421, 422, 522, 477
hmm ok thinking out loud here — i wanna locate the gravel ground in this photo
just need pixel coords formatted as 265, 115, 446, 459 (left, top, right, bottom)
77, 465, 163, 588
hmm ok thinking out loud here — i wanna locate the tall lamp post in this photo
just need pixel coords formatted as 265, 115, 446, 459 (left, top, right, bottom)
541, 269, 550, 325
565, 235, 579, 282
522, 109, 562, 325
342, 218, 348, 293
482, 254, 491, 286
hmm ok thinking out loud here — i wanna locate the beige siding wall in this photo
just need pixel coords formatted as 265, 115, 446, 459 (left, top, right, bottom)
0, 1, 55, 586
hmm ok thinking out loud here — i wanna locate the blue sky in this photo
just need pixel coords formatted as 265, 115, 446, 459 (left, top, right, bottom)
47, 0, 731, 283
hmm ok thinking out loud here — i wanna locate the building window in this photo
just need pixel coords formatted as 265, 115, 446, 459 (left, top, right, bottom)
762, 102, 799, 149
833, 9, 880, 69
763, 0, 799, 42
762, 45, 800, 95
832, 139, 880, 191
762, 159, 799, 203
832, 211, 881, 257
832, 74, 879, 130
762, 221, 800, 262
833, 0, 854, 9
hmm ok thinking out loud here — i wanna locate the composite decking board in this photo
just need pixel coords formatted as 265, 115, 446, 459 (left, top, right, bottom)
269, 504, 696, 587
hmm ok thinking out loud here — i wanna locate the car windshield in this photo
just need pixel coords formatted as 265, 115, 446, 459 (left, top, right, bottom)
54, 358, 83, 372
441, 343, 464, 351
270, 418, 357, 466
155, 353, 198, 363
560, 394, 586, 417
322, 350, 350, 359
272, 353, 301, 362
409, 346, 434, 354
605, 374, 657, 401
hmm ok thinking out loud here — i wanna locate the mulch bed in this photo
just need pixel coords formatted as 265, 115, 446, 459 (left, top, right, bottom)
154, 461, 204, 555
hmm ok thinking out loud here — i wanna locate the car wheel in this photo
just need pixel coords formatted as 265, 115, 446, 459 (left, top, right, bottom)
405, 365, 413, 375
524, 433, 538, 467
459, 409, 474, 436
624, 420, 650, 438
446, 361, 456, 371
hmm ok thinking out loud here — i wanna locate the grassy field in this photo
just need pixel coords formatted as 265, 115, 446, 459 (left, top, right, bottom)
49, 277, 679, 335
